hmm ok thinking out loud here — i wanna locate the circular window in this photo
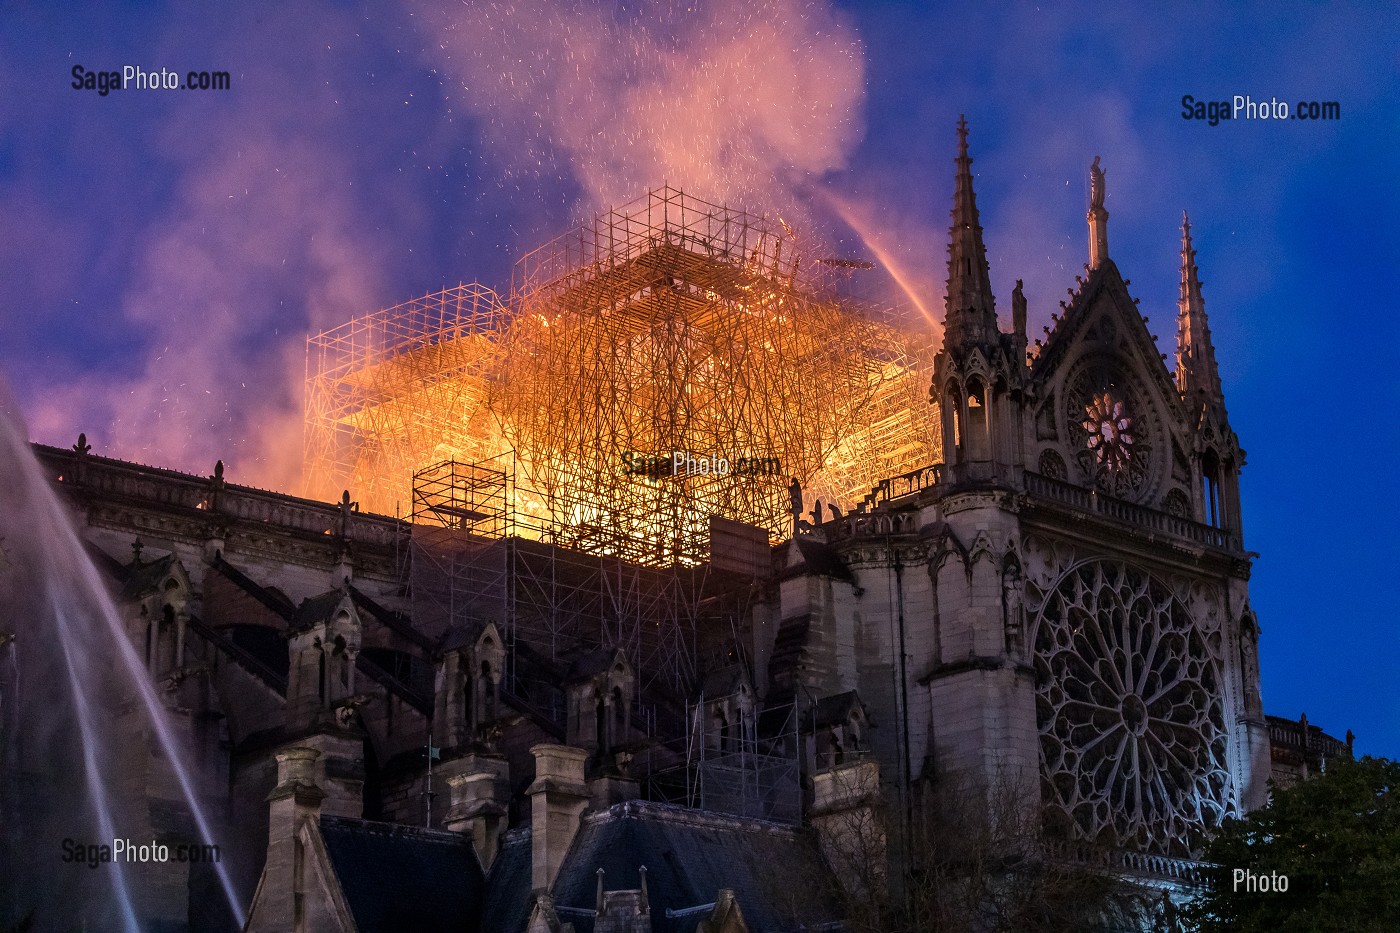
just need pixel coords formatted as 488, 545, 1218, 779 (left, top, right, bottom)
1033, 560, 1233, 857
1064, 359, 1159, 501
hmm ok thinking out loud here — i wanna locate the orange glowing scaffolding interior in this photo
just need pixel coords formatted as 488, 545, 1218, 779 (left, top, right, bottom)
304, 186, 941, 566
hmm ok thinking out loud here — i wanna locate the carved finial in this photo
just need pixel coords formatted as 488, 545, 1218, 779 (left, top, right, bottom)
73, 433, 91, 456
595, 867, 606, 913
132, 536, 144, 564
639, 865, 649, 912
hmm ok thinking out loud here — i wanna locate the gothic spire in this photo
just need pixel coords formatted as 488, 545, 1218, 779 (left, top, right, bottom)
1175, 212, 1223, 401
943, 116, 998, 351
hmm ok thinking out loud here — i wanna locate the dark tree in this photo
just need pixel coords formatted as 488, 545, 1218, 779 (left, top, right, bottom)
1184, 756, 1400, 932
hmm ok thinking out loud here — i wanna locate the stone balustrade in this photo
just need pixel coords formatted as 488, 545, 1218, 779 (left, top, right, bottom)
36, 442, 408, 549
1024, 470, 1237, 551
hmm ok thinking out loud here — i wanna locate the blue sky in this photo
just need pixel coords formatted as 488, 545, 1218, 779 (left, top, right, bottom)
0, 1, 1396, 755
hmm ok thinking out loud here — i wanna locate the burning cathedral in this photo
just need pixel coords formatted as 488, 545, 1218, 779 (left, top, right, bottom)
0, 122, 1327, 932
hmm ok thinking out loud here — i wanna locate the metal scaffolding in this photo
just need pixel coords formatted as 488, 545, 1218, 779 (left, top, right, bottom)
408, 454, 757, 698
642, 688, 802, 824
305, 186, 940, 563
305, 284, 510, 517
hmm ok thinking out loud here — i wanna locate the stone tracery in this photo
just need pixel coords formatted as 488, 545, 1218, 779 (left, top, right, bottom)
1032, 559, 1234, 857
1065, 357, 1158, 501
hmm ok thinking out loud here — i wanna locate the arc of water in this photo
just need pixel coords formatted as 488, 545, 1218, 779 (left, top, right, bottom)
4, 408, 249, 929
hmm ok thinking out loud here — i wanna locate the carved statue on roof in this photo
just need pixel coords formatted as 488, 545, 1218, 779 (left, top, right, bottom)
1090, 156, 1105, 211
1012, 279, 1027, 336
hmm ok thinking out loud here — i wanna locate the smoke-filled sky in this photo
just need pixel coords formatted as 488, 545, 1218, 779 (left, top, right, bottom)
1, 2, 1397, 754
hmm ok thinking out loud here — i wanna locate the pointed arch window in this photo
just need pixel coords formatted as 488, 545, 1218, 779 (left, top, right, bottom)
1201, 449, 1223, 528
965, 377, 989, 462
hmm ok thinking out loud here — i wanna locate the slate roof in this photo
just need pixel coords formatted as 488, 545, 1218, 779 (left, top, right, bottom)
781, 537, 854, 584
548, 801, 842, 933
319, 815, 485, 933
481, 826, 536, 933
118, 553, 177, 600
292, 589, 348, 632
811, 691, 864, 731
86, 540, 134, 585
567, 647, 622, 681
348, 583, 435, 652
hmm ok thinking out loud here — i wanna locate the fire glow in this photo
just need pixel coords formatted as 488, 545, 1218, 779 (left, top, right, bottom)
305, 187, 941, 565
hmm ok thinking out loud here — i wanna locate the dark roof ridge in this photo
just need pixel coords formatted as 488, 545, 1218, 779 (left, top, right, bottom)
584, 799, 803, 836
319, 813, 469, 844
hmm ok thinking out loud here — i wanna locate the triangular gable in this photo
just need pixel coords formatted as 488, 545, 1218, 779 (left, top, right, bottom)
1030, 260, 1181, 415
1025, 260, 1199, 502
697, 889, 750, 933
298, 820, 359, 933
244, 818, 358, 933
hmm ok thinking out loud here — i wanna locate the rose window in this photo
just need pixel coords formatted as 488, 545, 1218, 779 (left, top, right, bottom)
1033, 560, 1233, 857
1082, 392, 1134, 473
1065, 364, 1155, 500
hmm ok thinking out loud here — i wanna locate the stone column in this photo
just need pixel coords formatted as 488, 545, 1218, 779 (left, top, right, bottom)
246, 748, 325, 933
528, 744, 591, 892
810, 759, 885, 901
443, 754, 511, 870
174, 611, 188, 670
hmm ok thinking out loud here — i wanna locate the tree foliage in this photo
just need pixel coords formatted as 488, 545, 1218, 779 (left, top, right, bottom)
1184, 756, 1400, 932
794, 764, 1164, 933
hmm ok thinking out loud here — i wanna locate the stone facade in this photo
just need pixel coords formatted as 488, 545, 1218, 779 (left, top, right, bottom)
769, 123, 1271, 875
1, 122, 1298, 932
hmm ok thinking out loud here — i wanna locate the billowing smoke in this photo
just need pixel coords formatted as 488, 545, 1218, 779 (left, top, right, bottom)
411, 0, 866, 218
8, 1, 869, 493
25, 136, 385, 493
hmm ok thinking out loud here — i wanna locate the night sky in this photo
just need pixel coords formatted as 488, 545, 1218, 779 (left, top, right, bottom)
1, 3, 1396, 755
